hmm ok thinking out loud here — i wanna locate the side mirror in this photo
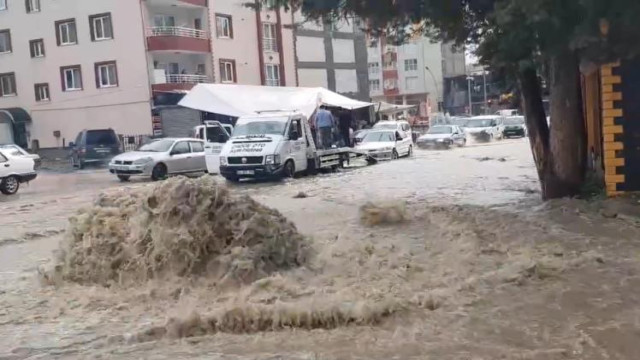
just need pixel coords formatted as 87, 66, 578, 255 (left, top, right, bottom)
69, 142, 75, 148
290, 131, 299, 141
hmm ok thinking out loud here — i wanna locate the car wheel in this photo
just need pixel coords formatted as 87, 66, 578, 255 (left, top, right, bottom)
151, 163, 167, 181
283, 160, 295, 178
407, 145, 413, 157
117, 175, 131, 182
1, 175, 20, 195
392, 149, 399, 160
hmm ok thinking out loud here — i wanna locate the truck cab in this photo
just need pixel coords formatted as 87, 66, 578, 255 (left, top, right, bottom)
192, 121, 233, 174
219, 112, 310, 181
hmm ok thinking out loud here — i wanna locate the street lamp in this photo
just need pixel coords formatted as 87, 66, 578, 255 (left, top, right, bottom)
424, 66, 442, 112
466, 76, 474, 115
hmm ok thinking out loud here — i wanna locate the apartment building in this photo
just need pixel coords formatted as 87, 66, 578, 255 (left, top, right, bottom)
367, 36, 465, 121
0, 0, 153, 149
0, 0, 299, 149
293, 14, 369, 101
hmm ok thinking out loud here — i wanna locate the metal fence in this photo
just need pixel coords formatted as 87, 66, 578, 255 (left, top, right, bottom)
165, 74, 210, 84
147, 26, 208, 39
262, 38, 278, 52
119, 134, 153, 152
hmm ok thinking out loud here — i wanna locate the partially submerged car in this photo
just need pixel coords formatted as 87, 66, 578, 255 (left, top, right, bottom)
462, 116, 503, 142
503, 116, 527, 138
70, 129, 122, 169
108, 138, 206, 182
417, 125, 466, 149
355, 130, 412, 160
0, 149, 37, 195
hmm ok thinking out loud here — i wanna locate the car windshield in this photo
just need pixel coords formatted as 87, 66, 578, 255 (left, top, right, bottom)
363, 131, 395, 143
233, 119, 288, 136
465, 119, 495, 128
0, 145, 27, 156
504, 118, 525, 125
373, 123, 397, 130
139, 139, 174, 152
428, 126, 453, 134
86, 130, 118, 145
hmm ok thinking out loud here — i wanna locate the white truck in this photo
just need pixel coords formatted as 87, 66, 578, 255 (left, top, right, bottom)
191, 121, 233, 174
218, 111, 374, 181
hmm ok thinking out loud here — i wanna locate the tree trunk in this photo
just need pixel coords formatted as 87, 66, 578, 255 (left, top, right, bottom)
548, 50, 587, 197
517, 66, 555, 199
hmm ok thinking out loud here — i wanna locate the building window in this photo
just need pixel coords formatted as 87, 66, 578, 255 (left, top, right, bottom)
34, 83, 49, 102
56, 19, 78, 46
369, 79, 380, 91
265, 64, 280, 86
95, 61, 118, 88
0, 0, 7, 11
216, 15, 232, 38
90, 13, 113, 41
0, 73, 16, 97
368, 62, 379, 74
25, 0, 40, 13
404, 59, 418, 72
405, 76, 418, 90
262, 23, 277, 52
0, 30, 12, 53
219, 59, 236, 83
29, 39, 45, 58
60, 65, 82, 91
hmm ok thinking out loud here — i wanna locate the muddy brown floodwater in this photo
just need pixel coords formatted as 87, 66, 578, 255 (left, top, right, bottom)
1, 139, 640, 359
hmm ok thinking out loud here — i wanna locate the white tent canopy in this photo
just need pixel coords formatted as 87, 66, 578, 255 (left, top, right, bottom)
178, 84, 372, 119
375, 101, 416, 115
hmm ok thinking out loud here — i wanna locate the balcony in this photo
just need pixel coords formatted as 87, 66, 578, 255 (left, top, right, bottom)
262, 38, 278, 53
147, 26, 210, 53
151, 70, 211, 92
146, 0, 208, 7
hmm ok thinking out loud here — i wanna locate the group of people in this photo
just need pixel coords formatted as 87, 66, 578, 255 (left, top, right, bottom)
310, 106, 357, 150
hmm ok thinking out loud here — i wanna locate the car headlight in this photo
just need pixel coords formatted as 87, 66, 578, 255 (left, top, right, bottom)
220, 156, 228, 166
133, 157, 153, 165
265, 154, 280, 165
436, 138, 445, 142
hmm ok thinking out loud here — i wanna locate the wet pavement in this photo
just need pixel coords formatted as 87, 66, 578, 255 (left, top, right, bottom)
2, 138, 640, 359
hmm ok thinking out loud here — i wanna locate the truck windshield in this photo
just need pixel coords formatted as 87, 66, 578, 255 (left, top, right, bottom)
233, 120, 287, 136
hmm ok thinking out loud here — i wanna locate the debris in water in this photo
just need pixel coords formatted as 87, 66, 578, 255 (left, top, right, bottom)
49, 176, 309, 287
293, 191, 309, 199
359, 201, 407, 226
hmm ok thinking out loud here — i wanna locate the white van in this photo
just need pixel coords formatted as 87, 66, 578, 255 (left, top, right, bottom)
192, 121, 233, 174
218, 111, 373, 181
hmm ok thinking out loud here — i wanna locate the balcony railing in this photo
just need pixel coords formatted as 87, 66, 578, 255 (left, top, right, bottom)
265, 79, 280, 86
147, 26, 208, 39
263, 38, 278, 52
165, 74, 210, 84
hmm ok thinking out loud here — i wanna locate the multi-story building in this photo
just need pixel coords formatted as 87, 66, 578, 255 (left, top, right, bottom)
292, 14, 369, 101
0, 0, 299, 149
368, 35, 465, 121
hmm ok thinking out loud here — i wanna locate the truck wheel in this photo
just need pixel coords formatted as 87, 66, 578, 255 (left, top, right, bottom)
151, 163, 167, 181
283, 160, 295, 178
1, 176, 20, 195
225, 176, 240, 183
117, 175, 131, 182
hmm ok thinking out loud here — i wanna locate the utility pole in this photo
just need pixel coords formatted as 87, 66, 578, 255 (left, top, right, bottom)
466, 76, 473, 115
483, 70, 488, 114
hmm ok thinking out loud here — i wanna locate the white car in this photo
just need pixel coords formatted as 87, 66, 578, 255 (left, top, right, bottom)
462, 116, 503, 141
0, 144, 41, 168
0, 149, 37, 195
108, 138, 206, 182
355, 130, 412, 160
416, 125, 466, 148
373, 120, 413, 140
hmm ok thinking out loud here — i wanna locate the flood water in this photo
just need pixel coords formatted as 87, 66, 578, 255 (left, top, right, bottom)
1, 139, 640, 359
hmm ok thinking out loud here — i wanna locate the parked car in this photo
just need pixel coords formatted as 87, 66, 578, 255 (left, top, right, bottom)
0, 144, 41, 168
355, 130, 412, 160
417, 125, 466, 149
0, 149, 37, 195
70, 129, 121, 169
502, 116, 527, 138
353, 129, 370, 145
462, 116, 503, 141
108, 138, 206, 182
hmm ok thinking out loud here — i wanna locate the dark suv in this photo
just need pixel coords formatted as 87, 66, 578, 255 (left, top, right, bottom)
70, 129, 121, 168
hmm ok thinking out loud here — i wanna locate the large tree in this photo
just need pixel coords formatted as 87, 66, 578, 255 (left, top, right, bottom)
272, 0, 640, 199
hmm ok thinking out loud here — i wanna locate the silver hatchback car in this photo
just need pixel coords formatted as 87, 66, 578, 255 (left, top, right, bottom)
108, 138, 206, 181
